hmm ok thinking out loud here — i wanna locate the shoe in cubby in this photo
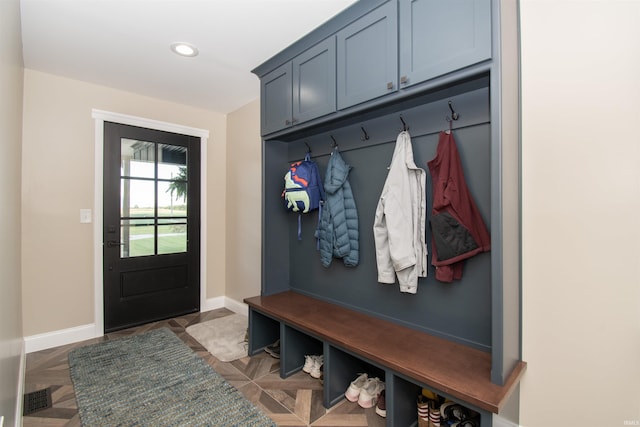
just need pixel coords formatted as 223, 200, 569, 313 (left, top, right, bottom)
303, 355, 315, 373
264, 339, 280, 359
375, 389, 386, 418
428, 399, 441, 427
310, 355, 323, 379
357, 377, 385, 409
450, 418, 481, 427
440, 401, 479, 424
345, 373, 369, 402
417, 395, 429, 427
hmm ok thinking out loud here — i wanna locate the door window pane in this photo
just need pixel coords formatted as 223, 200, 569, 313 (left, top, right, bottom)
158, 219, 187, 254
158, 181, 187, 217
121, 219, 154, 258
121, 139, 155, 179
158, 144, 187, 180
121, 178, 155, 218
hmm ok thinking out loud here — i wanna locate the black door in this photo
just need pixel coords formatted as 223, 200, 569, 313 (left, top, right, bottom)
103, 122, 200, 332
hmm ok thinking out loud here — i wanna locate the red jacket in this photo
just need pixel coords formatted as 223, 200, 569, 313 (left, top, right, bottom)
427, 131, 491, 282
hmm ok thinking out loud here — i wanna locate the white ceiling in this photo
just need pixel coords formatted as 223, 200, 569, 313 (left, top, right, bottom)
20, 0, 358, 114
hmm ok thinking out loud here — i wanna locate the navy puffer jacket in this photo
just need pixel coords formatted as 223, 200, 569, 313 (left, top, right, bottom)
316, 149, 359, 267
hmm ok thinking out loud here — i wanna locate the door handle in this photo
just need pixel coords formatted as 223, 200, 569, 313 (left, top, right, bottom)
106, 240, 124, 248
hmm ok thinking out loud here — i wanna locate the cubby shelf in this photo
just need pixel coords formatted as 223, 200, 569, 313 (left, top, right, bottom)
246, 292, 526, 425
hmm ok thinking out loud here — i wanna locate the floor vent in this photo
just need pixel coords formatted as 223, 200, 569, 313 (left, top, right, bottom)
23, 388, 52, 415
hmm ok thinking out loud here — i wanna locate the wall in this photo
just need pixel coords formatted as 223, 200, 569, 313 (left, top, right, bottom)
519, 1, 640, 426
225, 99, 262, 305
0, 0, 24, 423
21, 69, 227, 336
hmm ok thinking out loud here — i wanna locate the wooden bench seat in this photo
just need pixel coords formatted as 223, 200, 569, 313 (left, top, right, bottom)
244, 291, 526, 414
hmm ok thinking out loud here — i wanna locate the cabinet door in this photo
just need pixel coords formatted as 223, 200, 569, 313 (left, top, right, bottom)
399, 0, 491, 88
337, 1, 398, 110
293, 37, 336, 125
261, 62, 293, 135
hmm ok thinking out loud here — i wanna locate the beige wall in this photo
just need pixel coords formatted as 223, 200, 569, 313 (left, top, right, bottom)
225, 100, 262, 303
519, 1, 640, 426
21, 69, 228, 336
0, 0, 24, 423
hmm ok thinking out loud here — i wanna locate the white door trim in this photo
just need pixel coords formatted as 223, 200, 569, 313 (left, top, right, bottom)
91, 109, 209, 336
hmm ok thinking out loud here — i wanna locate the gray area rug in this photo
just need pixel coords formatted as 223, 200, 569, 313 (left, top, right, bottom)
68, 328, 275, 427
186, 313, 248, 362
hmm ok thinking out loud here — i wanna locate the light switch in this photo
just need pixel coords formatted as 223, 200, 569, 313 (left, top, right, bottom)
80, 209, 92, 224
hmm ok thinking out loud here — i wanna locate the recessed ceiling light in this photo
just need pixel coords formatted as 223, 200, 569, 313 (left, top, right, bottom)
170, 42, 199, 57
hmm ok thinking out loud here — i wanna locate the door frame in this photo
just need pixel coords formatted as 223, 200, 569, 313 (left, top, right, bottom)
92, 109, 209, 335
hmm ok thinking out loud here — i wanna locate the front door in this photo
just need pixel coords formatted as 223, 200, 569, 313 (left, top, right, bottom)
103, 122, 200, 332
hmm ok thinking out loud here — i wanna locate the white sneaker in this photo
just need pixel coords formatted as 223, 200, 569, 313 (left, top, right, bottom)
344, 373, 368, 402
310, 355, 323, 379
357, 377, 385, 409
302, 355, 315, 374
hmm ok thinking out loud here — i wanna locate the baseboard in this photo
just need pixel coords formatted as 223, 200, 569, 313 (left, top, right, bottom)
13, 340, 25, 427
24, 324, 97, 354
24, 298, 248, 353
201, 296, 248, 316
493, 414, 520, 427
201, 296, 225, 312
224, 297, 248, 316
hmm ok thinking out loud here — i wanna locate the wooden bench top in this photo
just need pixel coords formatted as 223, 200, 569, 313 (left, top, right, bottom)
244, 291, 526, 414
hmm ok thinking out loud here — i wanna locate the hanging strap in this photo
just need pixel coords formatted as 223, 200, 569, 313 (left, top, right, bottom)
297, 214, 302, 241
316, 202, 323, 250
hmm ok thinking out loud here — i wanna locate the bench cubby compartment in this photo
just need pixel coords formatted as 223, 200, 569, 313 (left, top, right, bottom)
391, 374, 494, 427
324, 343, 386, 408
247, 310, 279, 356
281, 324, 323, 378
388, 375, 442, 427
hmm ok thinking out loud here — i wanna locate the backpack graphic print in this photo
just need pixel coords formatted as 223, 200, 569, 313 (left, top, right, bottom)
283, 153, 324, 213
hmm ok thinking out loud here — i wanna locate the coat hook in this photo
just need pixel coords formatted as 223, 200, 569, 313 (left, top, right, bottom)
447, 100, 460, 121
360, 126, 370, 141
330, 135, 338, 149
400, 115, 409, 132
305, 142, 311, 153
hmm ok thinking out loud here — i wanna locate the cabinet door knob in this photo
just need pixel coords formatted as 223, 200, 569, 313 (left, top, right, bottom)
400, 76, 408, 85
387, 82, 394, 90
285, 119, 291, 126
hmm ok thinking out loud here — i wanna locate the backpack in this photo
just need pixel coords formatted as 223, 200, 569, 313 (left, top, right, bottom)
282, 153, 325, 240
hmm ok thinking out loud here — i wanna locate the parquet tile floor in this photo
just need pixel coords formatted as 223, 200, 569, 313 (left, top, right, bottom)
23, 308, 386, 427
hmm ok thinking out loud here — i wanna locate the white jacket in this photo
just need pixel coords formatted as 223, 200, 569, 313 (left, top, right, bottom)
373, 131, 427, 293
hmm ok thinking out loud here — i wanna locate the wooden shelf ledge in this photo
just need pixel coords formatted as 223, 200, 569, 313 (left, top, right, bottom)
244, 291, 526, 414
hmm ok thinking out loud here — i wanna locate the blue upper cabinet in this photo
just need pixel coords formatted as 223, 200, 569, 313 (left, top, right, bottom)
261, 38, 337, 135
399, 0, 491, 88
293, 38, 337, 125
337, 1, 398, 110
257, 0, 493, 136
261, 62, 293, 135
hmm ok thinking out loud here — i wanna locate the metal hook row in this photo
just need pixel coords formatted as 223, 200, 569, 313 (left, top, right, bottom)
328, 126, 370, 149
311, 101, 460, 152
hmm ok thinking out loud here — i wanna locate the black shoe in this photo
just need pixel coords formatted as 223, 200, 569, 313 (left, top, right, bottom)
264, 339, 280, 358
